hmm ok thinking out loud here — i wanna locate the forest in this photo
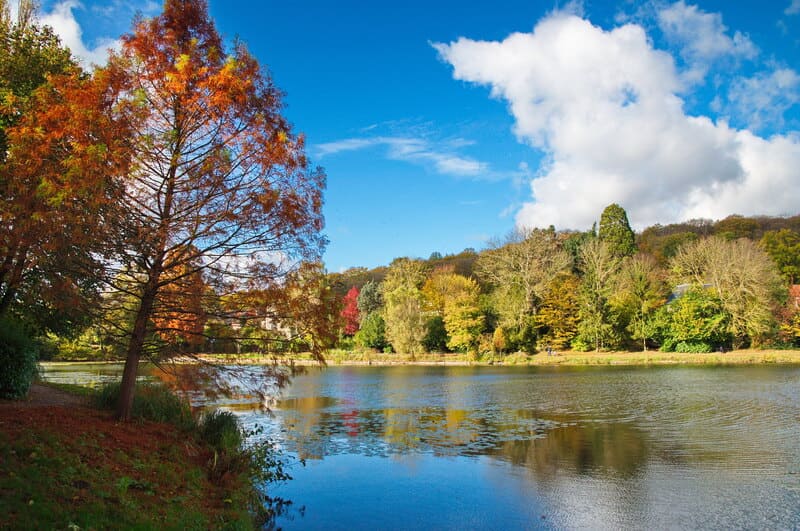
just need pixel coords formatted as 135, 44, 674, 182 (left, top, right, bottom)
326, 207, 800, 357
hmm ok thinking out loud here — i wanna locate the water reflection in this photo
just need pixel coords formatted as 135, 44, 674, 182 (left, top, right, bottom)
41, 363, 800, 529
492, 422, 648, 478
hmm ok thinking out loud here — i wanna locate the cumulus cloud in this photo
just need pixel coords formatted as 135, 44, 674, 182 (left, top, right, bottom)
316, 136, 492, 179
40, 1, 120, 66
786, 0, 800, 15
433, 11, 800, 231
657, 1, 757, 83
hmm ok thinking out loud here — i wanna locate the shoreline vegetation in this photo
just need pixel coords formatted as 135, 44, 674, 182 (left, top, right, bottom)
146, 348, 800, 367
0, 382, 273, 530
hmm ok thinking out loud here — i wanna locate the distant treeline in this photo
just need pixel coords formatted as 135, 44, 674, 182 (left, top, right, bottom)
328, 208, 800, 356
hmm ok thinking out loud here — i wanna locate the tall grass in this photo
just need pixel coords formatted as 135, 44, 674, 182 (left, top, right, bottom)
93, 382, 196, 431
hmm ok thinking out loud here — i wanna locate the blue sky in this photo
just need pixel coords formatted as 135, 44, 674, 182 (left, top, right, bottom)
34, 0, 800, 272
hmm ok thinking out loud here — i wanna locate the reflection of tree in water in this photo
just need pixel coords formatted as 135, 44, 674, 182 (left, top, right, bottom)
491, 421, 649, 480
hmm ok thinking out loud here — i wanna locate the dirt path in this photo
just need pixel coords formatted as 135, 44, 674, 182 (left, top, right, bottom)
0, 383, 89, 409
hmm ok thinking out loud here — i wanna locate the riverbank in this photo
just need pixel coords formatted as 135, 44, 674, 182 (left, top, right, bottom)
188, 348, 800, 367
0, 383, 254, 529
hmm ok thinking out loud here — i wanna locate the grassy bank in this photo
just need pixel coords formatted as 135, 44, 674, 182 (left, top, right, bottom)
194, 348, 800, 367
0, 384, 256, 530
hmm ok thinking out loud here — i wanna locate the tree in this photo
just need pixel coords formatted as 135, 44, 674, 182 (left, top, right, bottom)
612, 254, 667, 350
422, 315, 448, 352
104, 0, 325, 420
437, 274, 483, 353
475, 227, 570, 349
0, 2, 126, 332
670, 237, 784, 348
535, 273, 580, 349
652, 287, 729, 352
714, 215, 758, 240
761, 229, 800, 284
382, 258, 427, 357
151, 249, 206, 352
357, 280, 382, 320
355, 312, 386, 350
340, 286, 360, 336
575, 239, 622, 351
598, 203, 636, 258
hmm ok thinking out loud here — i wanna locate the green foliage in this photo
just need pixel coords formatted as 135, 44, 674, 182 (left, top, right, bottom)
575, 239, 623, 351
39, 328, 115, 361
198, 410, 243, 455
670, 237, 784, 347
0, 317, 39, 398
653, 288, 730, 351
93, 382, 196, 431
423, 315, 448, 352
598, 203, 636, 258
612, 254, 668, 350
761, 229, 800, 283
382, 259, 428, 356
673, 341, 713, 353
354, 312, 387, 350
476, 227, 571, 347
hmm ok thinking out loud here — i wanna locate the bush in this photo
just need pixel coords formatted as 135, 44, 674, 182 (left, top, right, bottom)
93, 382, 196, 431
355, 312, 386, 350
0, 318, 39, 399
199, 410, 243, 454
673, 341, 713, 353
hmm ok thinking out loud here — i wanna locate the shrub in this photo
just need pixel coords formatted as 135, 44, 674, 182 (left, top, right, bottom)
673, 341, 713, 353
355, 312, 386, 350
199, 410, 243, 454
0, 318, 39, 399
93, 382, 196, 431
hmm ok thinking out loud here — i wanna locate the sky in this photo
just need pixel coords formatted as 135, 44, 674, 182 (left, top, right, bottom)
29, 0, 800, 272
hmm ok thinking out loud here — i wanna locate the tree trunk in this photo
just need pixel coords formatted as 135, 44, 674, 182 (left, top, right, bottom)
116, 283, 158, 421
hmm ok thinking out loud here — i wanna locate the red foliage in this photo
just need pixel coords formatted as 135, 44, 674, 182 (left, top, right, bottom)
340, 286, 360, 336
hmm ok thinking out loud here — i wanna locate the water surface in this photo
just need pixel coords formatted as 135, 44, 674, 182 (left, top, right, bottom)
244, 365, 800, 530
41, 363, 800, 529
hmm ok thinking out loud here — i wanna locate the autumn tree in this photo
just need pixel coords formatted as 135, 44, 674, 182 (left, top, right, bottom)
102, 0, 325, 420
611, 254, 667, 350
670, 237, 784, 348
476, 227, 570, 351
598, 203, 636, 258
151, 249, 206, 352
0, 2, 127, 331
535, 273, 580, 350
421, 269, 484, 353
382, 258, 427, 357
340, 286, 360, 336
441, 275, 484, 353
761, 229, 800, 284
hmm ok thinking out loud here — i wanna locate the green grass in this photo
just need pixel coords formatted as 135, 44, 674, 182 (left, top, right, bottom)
0, 417, 251, 530
92, 382, 197, 431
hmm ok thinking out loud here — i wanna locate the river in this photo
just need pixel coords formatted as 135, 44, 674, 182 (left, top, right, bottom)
42, 363, 800, 529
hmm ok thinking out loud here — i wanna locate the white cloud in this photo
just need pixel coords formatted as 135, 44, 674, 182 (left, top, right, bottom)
726, 68, 800, 131
315, 136, 491, 178
657, 1, 757, 83
434, 12, 800, 231
786, 0, 800, 15
40, 1, 120, 67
